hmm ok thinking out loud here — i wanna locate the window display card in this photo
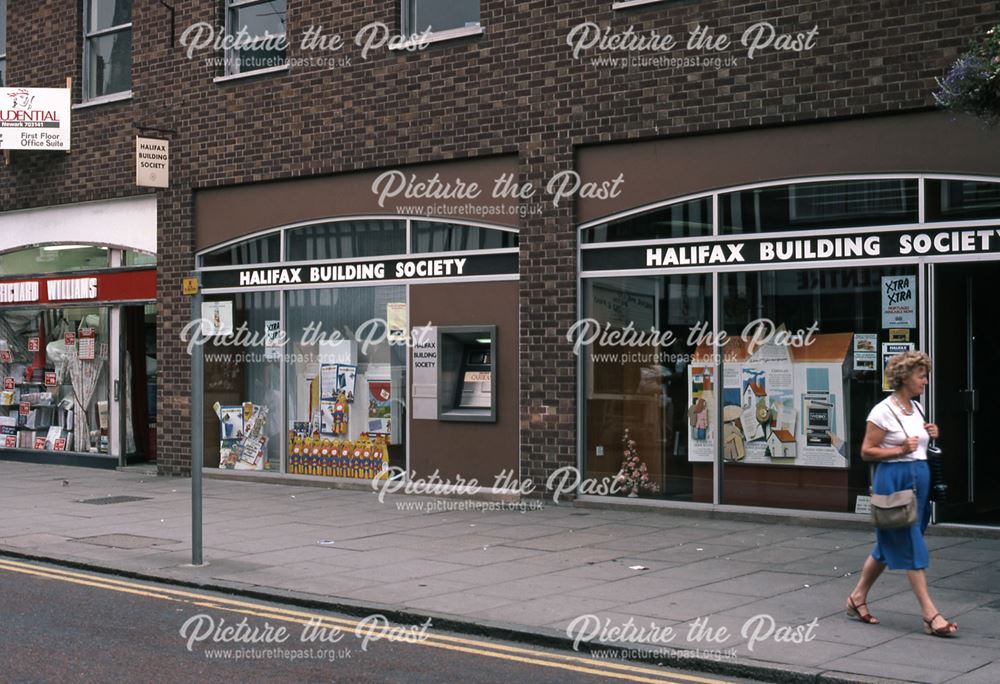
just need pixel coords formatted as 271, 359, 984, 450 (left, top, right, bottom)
78, 337, 96, 361
19, 401, 30, 416
27, 337, 40, 352
853, 334, 877, 353
53, 438, 66, 451
387, 303, 407, 341
336, 364, 357, 402
200, 301, 234, 337
854, 352, 877, 371
44, 372, 57, 387
4, 435, 16, 448
33, 436, 47, 450
264, 320, 282, 361
219, 406, 244, 440
219, 439, 240, 469
64, 332, 76, 347
881, 276, 916, 328
882, 342, 915, 391
368, 380, 392, 419
3, 377, 13, 391
0, 350, 11, 363
319, 364, 338, 401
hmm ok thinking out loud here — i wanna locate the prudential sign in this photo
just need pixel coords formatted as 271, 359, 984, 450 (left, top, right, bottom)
0, 87, 72, 151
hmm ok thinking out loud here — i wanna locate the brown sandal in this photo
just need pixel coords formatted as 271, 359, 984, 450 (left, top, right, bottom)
923, 613, 958, 637
846, 596, 879, 624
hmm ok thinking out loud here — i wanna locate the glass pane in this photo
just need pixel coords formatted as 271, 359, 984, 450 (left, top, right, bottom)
925, 179, 1000, 222
124, 250, 157, 267
412, 221, 517, 252
200, 233, 279, 268
720, 180, 918, 234
582, 197, 712, 244
411, 0, 480, 34
228, 0, 287, 73
719, 265, 919, 512
89, 0, 132, 32
87, 30, 132, 98
286, 220, 406, 261
0, 246, 109, 276
581, 275, 711, 502
202, 292, 281, 471
0, 306, 111, 454
285, 286, 407, 477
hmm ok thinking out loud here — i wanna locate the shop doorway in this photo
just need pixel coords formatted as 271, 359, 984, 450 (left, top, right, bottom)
933, 261, 1000, 525
122, 305, 156, 464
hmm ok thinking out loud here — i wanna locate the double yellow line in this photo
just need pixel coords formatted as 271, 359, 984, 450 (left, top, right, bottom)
0, 556, 732, 684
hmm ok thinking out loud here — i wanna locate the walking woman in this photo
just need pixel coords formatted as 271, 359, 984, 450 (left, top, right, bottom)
846, 351, 958, 637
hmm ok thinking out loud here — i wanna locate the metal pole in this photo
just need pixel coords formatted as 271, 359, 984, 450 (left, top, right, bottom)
190, 282, 204, 566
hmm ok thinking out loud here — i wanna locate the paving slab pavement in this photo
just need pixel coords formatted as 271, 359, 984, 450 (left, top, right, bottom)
3, 460, 1000, 683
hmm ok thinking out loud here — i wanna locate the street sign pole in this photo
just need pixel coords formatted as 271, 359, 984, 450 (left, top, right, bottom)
188, 276, 205, 566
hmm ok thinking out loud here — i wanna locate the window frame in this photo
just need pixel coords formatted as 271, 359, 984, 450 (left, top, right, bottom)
223, 0, 288, 79
82, 0, 133, 102
400, 0, 482, 44
1, 0, 8, 88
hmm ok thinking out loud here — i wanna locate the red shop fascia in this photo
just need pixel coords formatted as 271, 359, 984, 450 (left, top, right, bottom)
0, 269, 156, 307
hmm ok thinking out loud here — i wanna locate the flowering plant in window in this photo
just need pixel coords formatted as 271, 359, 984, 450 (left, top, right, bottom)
934, 24, 1000, 125
614, 429, 658, 497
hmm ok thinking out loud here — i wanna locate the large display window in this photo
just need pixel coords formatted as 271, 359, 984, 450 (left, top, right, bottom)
0, 307, 110, 454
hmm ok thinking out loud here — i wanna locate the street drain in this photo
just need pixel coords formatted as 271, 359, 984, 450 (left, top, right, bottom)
77, 495, 152, 505
74, 534, 179, 549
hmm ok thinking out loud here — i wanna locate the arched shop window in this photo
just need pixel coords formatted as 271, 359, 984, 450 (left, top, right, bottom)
196, 217, 518, 478
578, 176, 1000, 514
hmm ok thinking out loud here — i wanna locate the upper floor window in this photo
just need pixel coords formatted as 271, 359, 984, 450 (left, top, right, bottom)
225, 0, 287, 76
402, 0, 480, 38
0, 0, 7, 88
83, 0, 132, 100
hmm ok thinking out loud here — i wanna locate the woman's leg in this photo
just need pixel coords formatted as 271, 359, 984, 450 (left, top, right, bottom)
848, 555, 886, 621
907, 569, 957, 633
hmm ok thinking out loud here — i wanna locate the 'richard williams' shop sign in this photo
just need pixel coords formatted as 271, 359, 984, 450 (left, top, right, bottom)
200, 253, 518, 290
581, 226, 1000, 272
0, 88, 72, 151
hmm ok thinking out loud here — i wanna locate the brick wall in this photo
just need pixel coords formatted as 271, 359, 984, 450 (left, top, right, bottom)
2, 1, 997, 477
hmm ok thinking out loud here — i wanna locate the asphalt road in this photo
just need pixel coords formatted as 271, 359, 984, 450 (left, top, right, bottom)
0, 556, 741, 684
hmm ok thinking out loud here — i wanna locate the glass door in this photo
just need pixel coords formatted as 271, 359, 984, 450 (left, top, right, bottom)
933, 261, 1000, 524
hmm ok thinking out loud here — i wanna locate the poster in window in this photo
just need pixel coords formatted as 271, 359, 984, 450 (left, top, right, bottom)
882, 342, 915, 392
264, 320, 282, 361
336, 364, 357, 402
387, 303, 407, 342
319, 364, 338, 401
200, 301, 234, 337
219, 406, 244, 440
78, 337, 96, 361
368, 380, 392, 434
881, 276, 916, 328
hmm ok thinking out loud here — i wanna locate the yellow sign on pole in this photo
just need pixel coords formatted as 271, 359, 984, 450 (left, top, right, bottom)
182, 277, 199, 296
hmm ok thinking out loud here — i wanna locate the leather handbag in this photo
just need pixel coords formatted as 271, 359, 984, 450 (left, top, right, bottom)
870, 482, 917, 529
869, 405, 919, 529
913, 403, 947, 503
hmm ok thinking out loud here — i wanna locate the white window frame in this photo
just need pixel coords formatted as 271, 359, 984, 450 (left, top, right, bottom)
82, 0, 133, 102
223, 0, 288, 78
400, 0, 482, 43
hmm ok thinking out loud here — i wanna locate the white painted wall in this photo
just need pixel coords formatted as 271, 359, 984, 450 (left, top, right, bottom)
0, 196, 157, 254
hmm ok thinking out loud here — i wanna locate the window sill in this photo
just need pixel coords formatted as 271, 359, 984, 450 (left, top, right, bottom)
391, 25, 484, 51
213, 64, 289, 84
73, 91, 133, 110
612, 0, 667, 9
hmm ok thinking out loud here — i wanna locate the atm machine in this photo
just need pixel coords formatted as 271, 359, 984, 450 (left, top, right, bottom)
437, 326, 497, 422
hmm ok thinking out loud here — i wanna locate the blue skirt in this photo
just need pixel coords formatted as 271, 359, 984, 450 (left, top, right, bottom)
871, 460, 931, 570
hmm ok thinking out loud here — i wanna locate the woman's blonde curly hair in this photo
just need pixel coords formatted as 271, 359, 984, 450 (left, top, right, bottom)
886, 350, 931, 391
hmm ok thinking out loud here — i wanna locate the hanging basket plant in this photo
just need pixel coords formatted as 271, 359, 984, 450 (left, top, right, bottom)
934, 24, 1000, 125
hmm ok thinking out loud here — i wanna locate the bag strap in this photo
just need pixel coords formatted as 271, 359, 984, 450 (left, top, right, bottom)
879, 402, 917, 492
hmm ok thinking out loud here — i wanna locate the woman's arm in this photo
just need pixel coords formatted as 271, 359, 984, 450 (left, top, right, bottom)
861, 421, 918, 461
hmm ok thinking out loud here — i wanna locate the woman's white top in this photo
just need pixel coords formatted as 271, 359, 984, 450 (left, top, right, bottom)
867, 397, 929, 462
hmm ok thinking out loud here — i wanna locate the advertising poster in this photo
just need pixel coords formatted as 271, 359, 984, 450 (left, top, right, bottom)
686, 365, 715, 463
264, 320, 282, 361
854, 334, 878, 371
737, 341, 797, 465
319, 364, 338, 401
368, 379, 392, 435
200, 301, 234, 336
882, 342, 915, 391
219, 406, 244, 440
336, 364, 357, 402
881, 276, 916, 328
387, 303, 407, 342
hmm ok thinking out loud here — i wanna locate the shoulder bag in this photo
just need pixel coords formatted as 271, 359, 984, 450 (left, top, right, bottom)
869, 405, 917, 529
913, 402, 947, 503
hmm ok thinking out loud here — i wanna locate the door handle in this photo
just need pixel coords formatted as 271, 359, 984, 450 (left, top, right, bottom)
114, 379, 120, 401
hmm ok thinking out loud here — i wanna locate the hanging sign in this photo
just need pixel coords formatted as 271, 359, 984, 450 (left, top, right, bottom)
0, 87, 72, 151
136, 137, 169, 188
582, 226, 1000, 272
